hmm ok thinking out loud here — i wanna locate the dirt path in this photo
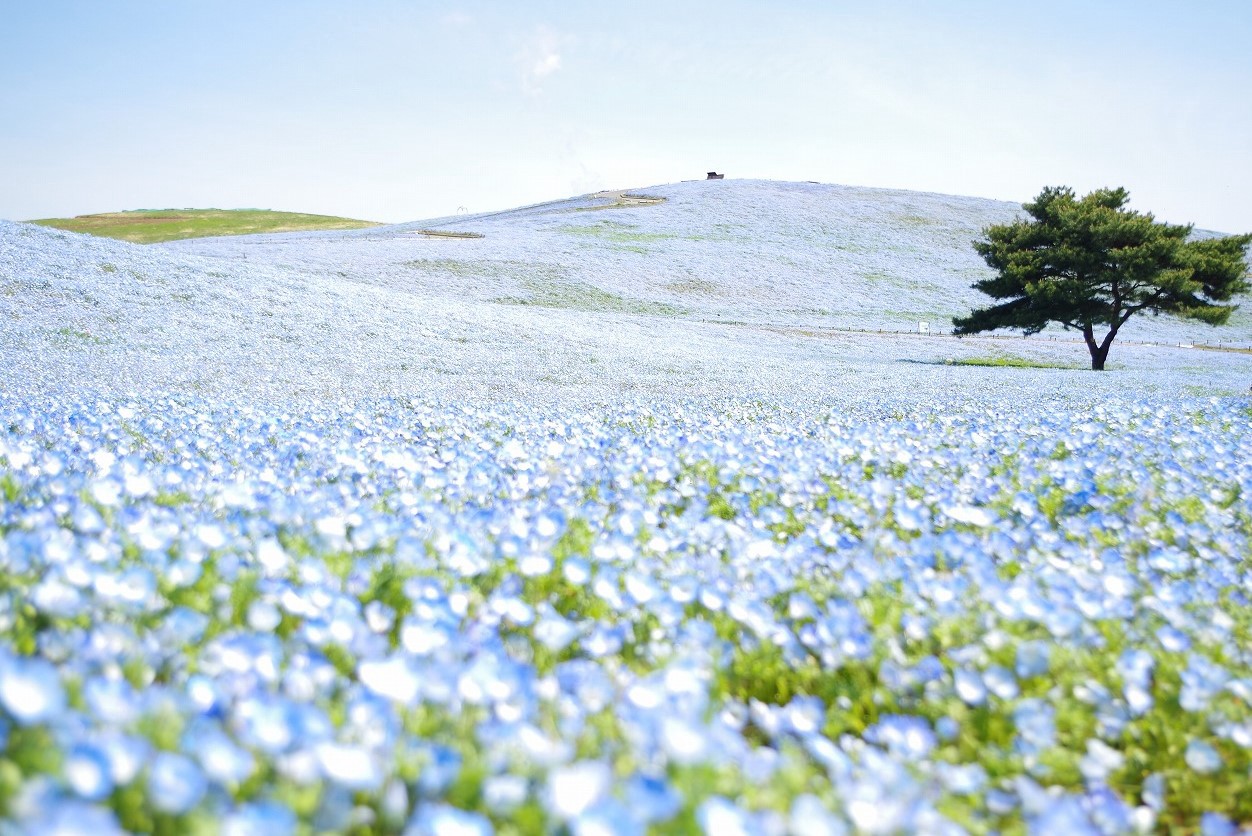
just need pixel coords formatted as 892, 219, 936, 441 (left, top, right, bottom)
588, 190, 666, 208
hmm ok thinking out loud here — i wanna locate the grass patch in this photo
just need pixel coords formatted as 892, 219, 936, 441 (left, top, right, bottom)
1191, 344, 1252, 355
560, 221, 679, 246
404, 259, 568, 283
665, 278, 720, 296
415, 230, 484, 239
51, 327, 109, 346
948, 355, 1079, 369
496, 278, 686, 317
29, 209, 381, 244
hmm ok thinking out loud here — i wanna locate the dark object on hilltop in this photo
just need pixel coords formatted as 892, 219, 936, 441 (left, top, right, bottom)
706, 172, 724, 180
953, 186, 1252, 370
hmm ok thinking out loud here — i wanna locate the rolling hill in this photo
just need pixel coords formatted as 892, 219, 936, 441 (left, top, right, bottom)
3, 179, 1250, 403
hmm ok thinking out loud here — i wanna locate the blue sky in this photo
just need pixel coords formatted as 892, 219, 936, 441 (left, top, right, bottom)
3, 0, 1250, 231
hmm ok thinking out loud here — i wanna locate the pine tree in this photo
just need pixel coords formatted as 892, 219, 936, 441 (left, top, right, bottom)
953, 186, 1251, 370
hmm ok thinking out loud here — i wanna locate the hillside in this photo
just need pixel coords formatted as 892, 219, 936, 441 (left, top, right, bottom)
3, 180, 1250, 403
29, 208, 381, 244
168, 179, 1252, 342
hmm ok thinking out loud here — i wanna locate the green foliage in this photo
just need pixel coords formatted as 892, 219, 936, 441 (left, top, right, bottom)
953, 186, 1251, 369
0, 473, 19, 504
152, 490, 193, 508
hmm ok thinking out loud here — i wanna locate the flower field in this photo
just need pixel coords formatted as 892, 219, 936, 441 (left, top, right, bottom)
2, 392, 1250, 834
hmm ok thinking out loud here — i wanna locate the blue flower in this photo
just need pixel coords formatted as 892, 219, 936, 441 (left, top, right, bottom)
405, 803, 494, 836
222, 801, 298, 836
0, 657, 65, 725
148, 752, 207, 814
64, 743, 114, 800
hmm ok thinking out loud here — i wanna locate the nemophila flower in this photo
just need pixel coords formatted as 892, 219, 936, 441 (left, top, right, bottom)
624, 773, 682, 823
1180, 654, 1230, 712
934, 716, 959, 741
982, 665, 1019, 700
563, 557, 592, 585
222, 800, 298, 836
359, 655, 421, 704
1079, 739, 1124, 784
1, 392, 1251, 830
1185, 739, 1223, 774
1027, 795, 1101, 836
483, 774, 528, 814
96, 732, 149, 786
234, 696, 299, 753
1215, 718, 1252, 749
839, 772, 917, 833
246, 599, 282, 632
1085, 786, 1134, 834
406, 803, 494, 836
943, 504, 996, 528
1013, 699, 1056, 755
254, 537, 290, 576
697, 796, 754, 836
19, 799, 127, 836
0, 655, 65, 725
64, 742, 114, 800
545, 761, 612, 820
572, 798, 644, 836
1140, 772, 1166, 811
316, 741, 382, 790
1115, 649, 1155, 716
789, 794, 848, 836
417, 745, 463, 796
936, 762, 986, 796
185, 723, 255, 785
82, 676, 139, 724
1156, 625, 1192, 653
147, 752, 207, 814
953, 668, 987, 706
659, 715, 708, 763
1199, 812, 1238, 836
30, 576, 83, 619
864, 715, 935, 759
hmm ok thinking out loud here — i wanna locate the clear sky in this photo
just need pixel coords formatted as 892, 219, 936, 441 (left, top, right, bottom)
3, 0, 1250, 231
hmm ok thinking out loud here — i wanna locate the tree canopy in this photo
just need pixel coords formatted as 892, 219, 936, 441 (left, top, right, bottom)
953, 186, 1251, 369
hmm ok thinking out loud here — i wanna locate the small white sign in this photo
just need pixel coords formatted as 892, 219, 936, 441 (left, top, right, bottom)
918, 321, 930, 334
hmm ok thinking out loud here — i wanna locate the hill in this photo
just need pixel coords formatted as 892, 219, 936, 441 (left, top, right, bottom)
28, 208, 381, 244
3, 179, 1250, 402
167, 179, 1252, 342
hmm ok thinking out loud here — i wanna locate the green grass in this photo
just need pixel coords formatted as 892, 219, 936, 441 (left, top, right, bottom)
29, 209, 382, 244
665, 278, 720, 296
51, 326, 109, 346
560, 221, 680, 246
1192, 344, 1252, 355
949, 355, 1080, 369
495, 278, 686, 317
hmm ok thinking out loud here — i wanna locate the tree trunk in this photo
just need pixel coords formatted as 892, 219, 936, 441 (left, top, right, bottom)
1082, 325, 1118, 370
